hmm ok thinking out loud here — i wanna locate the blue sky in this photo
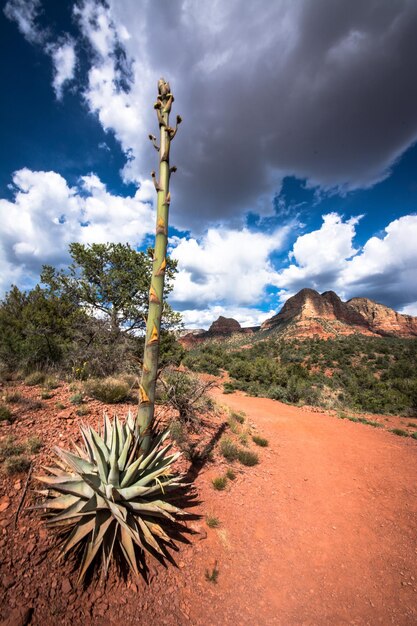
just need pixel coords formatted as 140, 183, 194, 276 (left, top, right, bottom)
1, 0, 417, 327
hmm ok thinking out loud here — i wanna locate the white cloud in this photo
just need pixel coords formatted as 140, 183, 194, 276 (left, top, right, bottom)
180, 305, 275, 330
50, 39, 76, 100
277, 213, 361, 292
4, 0, 43, 44
0, 168, 155, 296
74, 0, 145, 156
170, 226, 290, 307
276, 213, 417, 312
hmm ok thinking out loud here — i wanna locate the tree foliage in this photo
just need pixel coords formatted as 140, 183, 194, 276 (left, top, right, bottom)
0, 243, 182, 376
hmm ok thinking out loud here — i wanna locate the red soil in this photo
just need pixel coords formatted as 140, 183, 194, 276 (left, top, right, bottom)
1, 382, 417, 625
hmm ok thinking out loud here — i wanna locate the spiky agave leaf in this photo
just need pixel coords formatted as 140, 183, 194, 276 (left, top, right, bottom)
34, 414, 188, 583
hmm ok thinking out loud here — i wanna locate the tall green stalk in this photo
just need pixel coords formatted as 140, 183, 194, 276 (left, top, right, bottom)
137, 78, 181, 450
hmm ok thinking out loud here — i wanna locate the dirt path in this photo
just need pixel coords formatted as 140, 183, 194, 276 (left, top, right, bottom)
1, 385, 417, 625
184, 391, 417, 626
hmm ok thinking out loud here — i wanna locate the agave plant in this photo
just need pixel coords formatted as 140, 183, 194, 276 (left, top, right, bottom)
35, 413, 187, 583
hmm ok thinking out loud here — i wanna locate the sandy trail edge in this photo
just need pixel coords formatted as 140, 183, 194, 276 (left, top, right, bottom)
185, 391, 417, 626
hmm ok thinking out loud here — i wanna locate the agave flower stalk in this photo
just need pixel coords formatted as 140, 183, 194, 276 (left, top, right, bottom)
137, 78, 181, 450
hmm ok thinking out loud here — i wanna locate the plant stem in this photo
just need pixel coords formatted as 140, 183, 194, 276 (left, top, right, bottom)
137, 79, 179, 450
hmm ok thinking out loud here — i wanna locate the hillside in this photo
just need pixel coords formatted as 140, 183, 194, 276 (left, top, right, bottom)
181, 289, 417, 345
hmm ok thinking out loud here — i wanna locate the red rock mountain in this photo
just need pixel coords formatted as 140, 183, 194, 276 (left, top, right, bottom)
180, 289, 417, 345
261, 289, 417, 338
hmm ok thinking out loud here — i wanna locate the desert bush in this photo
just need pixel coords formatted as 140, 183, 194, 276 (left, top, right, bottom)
43, 375, 60, 390
69, 393, 84, 405
159, 368, 216, 427
0, 436, 24, 459
4, 391, 22, 403
41, 391, 53, 400
219, 437, 239, 461
390, 428, 409, 437
252, 435, 268, 447
170, 420, 186, 444
212, 476, 227, 490
225, 468, 236, 480
237, 449, 259, 466
3, 455, 31, 475
26, 436, 43, 453
84, 377, 130, 403
206, 515, 220, 528
24, 371, 45, 386
0, 405, 12, 422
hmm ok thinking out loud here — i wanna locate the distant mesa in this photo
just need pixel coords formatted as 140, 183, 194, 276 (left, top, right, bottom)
208, 316, 242, 335
180, 288, 417, 345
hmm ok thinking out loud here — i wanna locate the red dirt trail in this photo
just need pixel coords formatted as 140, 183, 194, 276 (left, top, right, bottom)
1, 385, 417, 625
183, 391, 417, 626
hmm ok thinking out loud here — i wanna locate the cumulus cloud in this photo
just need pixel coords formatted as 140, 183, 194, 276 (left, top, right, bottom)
180, 305, 276, 330
0, 168, 155, 296
276, 213, 417, 311
170, 226, 290, 309
277, 213, 361, 294
71, 0, 417, 231
50, 38, 76, 99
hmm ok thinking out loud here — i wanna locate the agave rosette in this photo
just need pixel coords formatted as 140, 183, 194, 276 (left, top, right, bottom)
35, 412, 187, 583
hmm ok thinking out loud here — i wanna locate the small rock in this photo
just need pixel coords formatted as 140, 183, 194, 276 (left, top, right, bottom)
0, 496, 10, 512
14, 480, 22, 491
62, 578, 72, 594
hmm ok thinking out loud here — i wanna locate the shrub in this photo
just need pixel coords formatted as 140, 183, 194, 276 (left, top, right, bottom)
411, 432, 417, 440
227, 416, 240, 434
237, 449, 259, 466
70, 393, 84, 405
24, 371, 46, 386
56, 402, 66, 410
390, 428, 409, 437
76, 406, 90, 416
84, 377, 130, 403
225, 468, 236, 480
239, 433, 249, 446
206, 515, 220, 528
230, 411, 245, 424
252, 435, 268, 447
3, 455, 31, 475
219, 437, 239, 461
41, 391, 53, 400
26, 436, 43, 453
212, 476, 227, 490
223, 383, 235, 394
0, 436, 25, 459
4, 391, 22, 403
170, 420, 186, 444
43, 376, 60, 390
205, 563, 219, 583
159, 368, 216, 426
0, 405, 12, 422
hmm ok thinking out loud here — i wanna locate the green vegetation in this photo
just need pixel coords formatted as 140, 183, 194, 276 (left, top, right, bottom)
390, 428, 409, 437
34, 415, 186, 583
0, 435, 42, 475
237, 449, 259, 466
84, 377, 130, 403
0, 243, 182, 378
219, 437, 239, 461
225, 468, 236, 480
24, 371, 46, 386
205, 562, 219, 583
206, 515, 220, 528
252, 435, 269, 447
69, 393, 83, 405
0, 405, 12, 422
184, 336, 417, 416
212, 476, 228, 490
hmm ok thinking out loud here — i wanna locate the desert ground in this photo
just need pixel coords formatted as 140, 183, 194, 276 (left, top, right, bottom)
1, 380, 416, 626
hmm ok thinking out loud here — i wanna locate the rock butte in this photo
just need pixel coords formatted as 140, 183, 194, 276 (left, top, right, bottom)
180, 288, 417, 344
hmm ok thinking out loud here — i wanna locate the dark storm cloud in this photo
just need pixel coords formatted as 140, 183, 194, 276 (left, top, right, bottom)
110, 0, 417, 230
